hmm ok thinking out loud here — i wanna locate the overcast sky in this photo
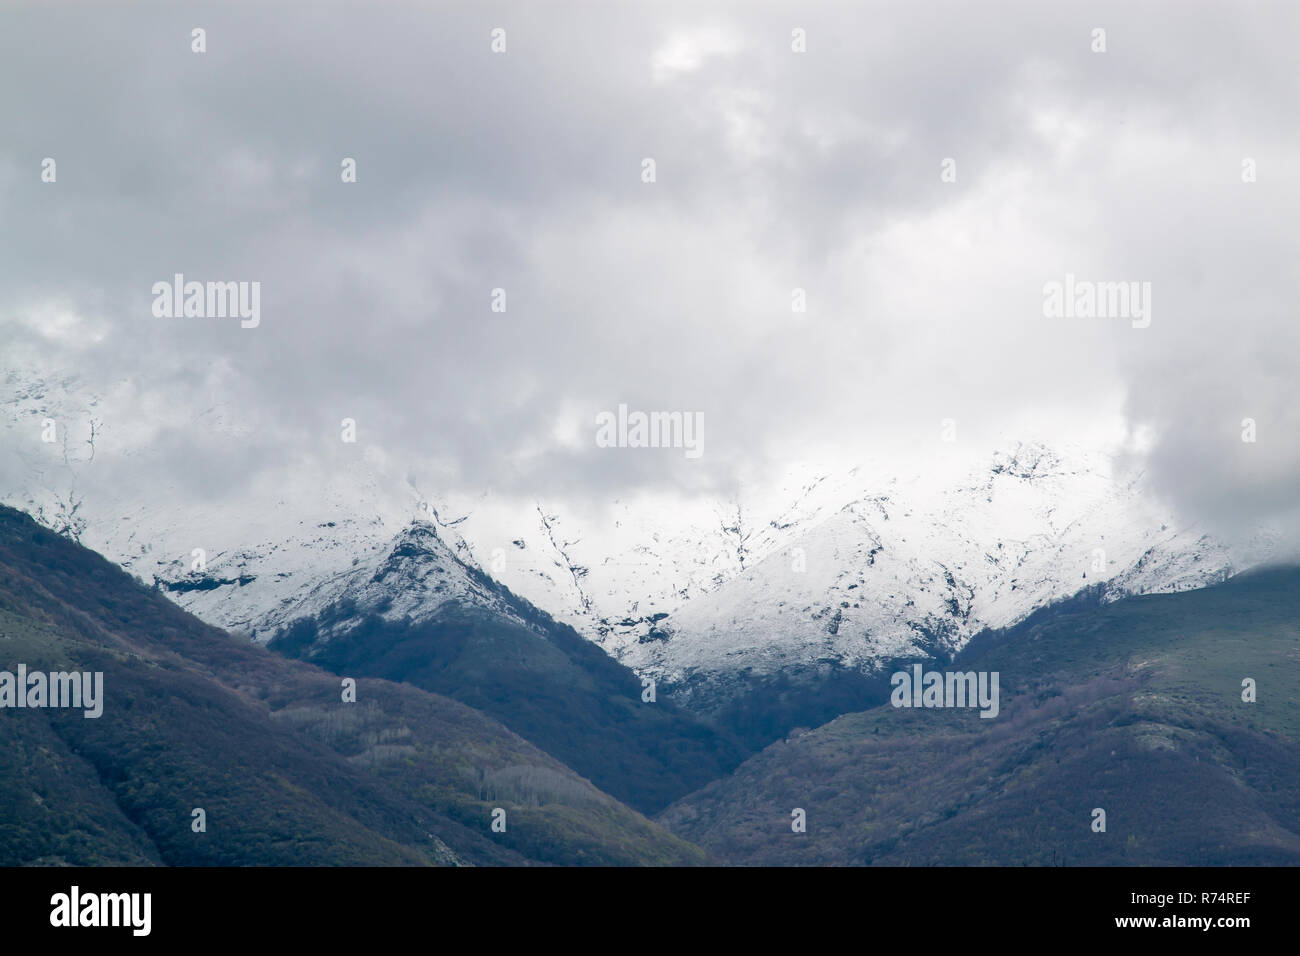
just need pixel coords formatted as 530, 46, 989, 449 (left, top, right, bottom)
2, 1, 1297, 550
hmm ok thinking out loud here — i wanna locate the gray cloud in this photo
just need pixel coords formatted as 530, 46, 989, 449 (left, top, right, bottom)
1, 1, 1296, 546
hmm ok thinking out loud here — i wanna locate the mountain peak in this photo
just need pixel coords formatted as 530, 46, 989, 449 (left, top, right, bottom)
987, 440, 1068, 480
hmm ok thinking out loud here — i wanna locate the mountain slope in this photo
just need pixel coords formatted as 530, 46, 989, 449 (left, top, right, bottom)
0, 504, 705, 866
659, 566, 1300, 865
261, 521, 749, 814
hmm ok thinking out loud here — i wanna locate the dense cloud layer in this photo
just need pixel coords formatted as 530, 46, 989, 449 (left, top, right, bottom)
2, 1, 1296, 549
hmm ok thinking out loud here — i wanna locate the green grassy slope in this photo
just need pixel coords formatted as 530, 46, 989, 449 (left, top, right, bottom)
0, 505, 705, 866
659, 568, 1300, 865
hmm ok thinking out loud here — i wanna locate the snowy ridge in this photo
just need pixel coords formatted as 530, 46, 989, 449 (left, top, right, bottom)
2, 369, 1275, 690
616, 448, 1243, 684
439, 441, 1265, 686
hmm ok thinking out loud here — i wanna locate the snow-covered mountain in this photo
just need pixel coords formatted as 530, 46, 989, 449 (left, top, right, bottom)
2, 369, 1276, 702
433, 442, 1275, 692
610, 445, 1255, 684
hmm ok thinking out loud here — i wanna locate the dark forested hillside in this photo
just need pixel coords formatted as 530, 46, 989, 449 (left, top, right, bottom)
267, 582, 749, 815
659, 567, 1300, 865
0, 505, 705, 866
